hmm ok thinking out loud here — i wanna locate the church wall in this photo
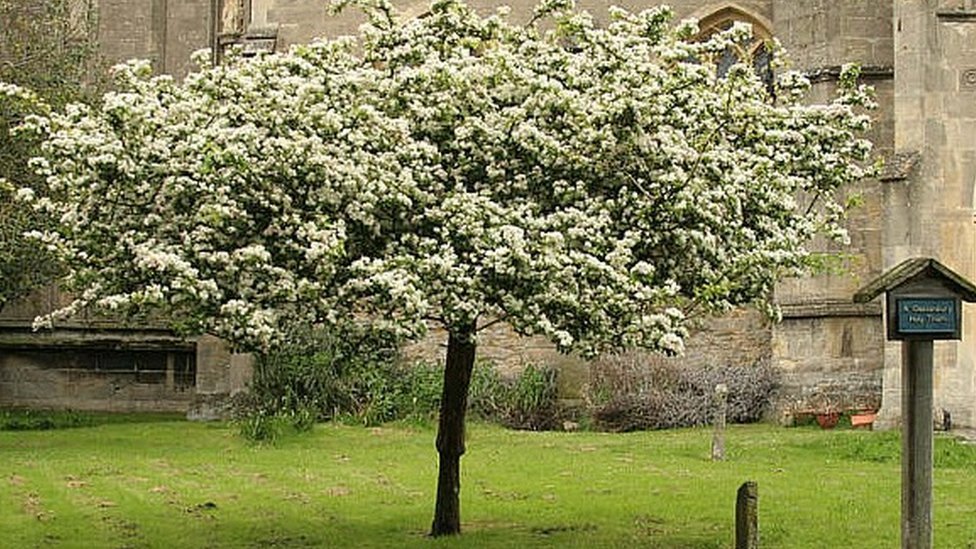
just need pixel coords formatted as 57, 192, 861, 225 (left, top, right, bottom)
96, 0, 210, 76
249, 0, 775, 53
766, 0, 894, 417
0, 284, 227, 413
95, 0, 160, 65
877, 0, 976, 429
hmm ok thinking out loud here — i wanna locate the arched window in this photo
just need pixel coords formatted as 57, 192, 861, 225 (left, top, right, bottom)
693, 4, 774, 94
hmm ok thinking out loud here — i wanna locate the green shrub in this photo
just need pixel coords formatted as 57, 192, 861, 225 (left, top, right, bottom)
241, 322, 402, 428
497, 364, 561, 430
236, 410, 286, 443
395, 361, 444, 421
241, 322, 564, 433
468, 360, 506, 420
468, 362, 561, 431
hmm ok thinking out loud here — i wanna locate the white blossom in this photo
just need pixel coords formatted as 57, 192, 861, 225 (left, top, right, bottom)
27, 0, 874, 355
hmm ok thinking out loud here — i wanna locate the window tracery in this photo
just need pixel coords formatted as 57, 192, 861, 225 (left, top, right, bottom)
695, 5, 774, 94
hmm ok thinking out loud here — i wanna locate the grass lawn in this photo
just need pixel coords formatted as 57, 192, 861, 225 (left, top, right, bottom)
2, 417, 976, 548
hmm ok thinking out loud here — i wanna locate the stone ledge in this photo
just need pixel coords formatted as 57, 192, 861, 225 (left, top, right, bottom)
806, 65, 894, 84
879, 151, 921, 182
0, 327, 194, 351
779, 300, 882, 319
936, 10, 976, 22
0, 318, 171, 330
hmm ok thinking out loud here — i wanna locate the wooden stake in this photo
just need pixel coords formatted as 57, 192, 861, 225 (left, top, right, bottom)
735, 481, 758, 549
712, 383, 728, 461
902, 340, 933, 549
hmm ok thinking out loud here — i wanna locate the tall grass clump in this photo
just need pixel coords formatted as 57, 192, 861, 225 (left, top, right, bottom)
469, 362, 561, 431
0, 409, 94, 430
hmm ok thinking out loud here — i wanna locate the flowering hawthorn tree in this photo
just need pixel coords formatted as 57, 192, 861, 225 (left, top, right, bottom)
21, 0, 874, 536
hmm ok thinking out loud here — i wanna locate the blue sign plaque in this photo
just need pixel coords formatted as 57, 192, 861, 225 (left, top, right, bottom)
896, 298, 957, 334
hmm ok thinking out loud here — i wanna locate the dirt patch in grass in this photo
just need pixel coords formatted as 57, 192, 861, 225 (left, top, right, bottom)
247, 533, 319, 548
23, 491, 52, 521
530, 523, 598, 536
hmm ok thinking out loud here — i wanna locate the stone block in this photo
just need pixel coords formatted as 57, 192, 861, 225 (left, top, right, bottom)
841, 37, 875, 61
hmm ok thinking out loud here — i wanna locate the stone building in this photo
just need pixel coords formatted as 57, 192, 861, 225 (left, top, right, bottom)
0, 285, 251, 416
2, 0, 975, 429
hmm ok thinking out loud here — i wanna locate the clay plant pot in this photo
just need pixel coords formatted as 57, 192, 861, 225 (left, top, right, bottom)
851, 411, 878, 430
816, 412, 841, 429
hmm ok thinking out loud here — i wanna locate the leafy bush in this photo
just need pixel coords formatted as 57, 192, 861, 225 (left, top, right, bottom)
395, 361, 444, 421
238, 322, 403, 433
585, 353, 779, 431
480, 363, 561, 431
236, 409, 288, 444
239, 321, 564, 438
365, 359, 562, 431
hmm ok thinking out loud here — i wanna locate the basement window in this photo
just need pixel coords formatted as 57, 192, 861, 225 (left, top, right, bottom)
92, 350, 196, 390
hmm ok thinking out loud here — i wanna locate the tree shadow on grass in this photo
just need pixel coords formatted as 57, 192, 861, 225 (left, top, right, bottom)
187, 510, 732, 549
0, 409, 185, 431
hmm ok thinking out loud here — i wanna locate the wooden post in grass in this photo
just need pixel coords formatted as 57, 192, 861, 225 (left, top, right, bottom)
854, 258, 976, 549
712, 383, 728, 461
902, 339, 933, 549
735, 481, 758, 549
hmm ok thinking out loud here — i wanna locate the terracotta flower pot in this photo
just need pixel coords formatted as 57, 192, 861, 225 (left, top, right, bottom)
816, 412, 841, 429
851, 411, 877, 429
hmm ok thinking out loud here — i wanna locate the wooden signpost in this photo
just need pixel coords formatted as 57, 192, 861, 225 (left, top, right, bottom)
855, 257, 976, 549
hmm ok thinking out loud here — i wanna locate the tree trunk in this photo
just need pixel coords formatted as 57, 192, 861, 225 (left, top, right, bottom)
429, 323, 477, 537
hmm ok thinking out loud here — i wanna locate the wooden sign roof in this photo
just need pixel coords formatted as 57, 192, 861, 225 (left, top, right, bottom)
853, 257, 976, 303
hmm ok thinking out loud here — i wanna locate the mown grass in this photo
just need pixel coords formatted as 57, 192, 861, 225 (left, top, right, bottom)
2, 416, 976, 548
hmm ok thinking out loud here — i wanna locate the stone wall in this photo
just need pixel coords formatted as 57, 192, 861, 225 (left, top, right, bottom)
0, 286, 251, 414
876, 0, 976, 429
187, 335, 254, 420
96, 0, 210, 76
96, 0, 160, 66
773, 0, 893, 69
0, 349, 195, 412
764, 0, 895, 418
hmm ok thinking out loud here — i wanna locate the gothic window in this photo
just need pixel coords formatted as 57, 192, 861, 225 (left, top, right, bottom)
696, 6, 775, 95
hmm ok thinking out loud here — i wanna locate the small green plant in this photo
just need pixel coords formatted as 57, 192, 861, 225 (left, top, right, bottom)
468, 360, 506, 419
497, 363, 561, 430
236, 408, 315, 445
236, 409, 292, 444
289, 404, 317, 433
395, 361, 443, 421
467, 362, 561, 431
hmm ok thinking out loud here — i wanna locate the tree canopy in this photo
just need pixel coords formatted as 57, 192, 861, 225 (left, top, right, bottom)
19, 0, 875, 535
